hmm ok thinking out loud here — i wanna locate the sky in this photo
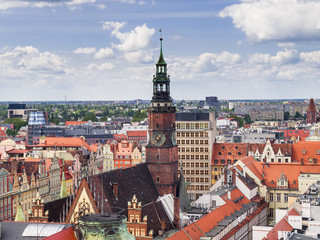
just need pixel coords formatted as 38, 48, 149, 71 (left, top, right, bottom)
1, 0, 320, 101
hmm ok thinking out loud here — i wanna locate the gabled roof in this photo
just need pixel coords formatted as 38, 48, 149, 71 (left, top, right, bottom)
65, 178, 99, 223
238, 156, 320, 189
167, 188, 250, 240
264, 207, 301, 240
88, 163, 174, 237
265, 217, 293, 240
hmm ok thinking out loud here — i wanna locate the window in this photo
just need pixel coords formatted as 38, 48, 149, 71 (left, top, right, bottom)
277, 193, 281, 202
284, 194, 288, 203
269, 208, 274, 218
270, 193, 274, 202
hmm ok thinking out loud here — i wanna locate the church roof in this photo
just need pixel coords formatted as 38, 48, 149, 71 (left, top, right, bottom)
308, 98, 316, 112
88, 163, 175, 237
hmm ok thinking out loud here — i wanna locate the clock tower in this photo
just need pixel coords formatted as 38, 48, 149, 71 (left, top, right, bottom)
146, 37, 179, 197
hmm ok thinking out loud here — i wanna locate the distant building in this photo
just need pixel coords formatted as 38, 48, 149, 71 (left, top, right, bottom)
307, 98, 318, 124
7, 103, 37, 121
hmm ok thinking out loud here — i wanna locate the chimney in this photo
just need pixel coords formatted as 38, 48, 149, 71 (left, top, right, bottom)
228, 191, 231, 200
173, 197, 180, 229
112, 183, 118, 200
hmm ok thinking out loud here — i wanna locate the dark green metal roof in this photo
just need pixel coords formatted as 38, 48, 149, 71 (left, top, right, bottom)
157, 38, 167, 65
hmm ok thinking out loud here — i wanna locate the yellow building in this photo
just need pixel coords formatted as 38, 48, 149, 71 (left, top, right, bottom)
131, 146, 142, 165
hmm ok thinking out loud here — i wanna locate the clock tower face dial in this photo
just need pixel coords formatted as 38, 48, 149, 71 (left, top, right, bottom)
171, 131, 177, 145
151, 131, 166, 146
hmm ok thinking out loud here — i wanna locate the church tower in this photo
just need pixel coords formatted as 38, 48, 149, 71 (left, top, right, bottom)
146, 37, 179, 197
307, 98, 318, 124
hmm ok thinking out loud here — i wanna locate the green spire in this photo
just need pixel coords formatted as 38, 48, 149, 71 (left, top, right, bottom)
15, 189, 25, 221
157, 38, 167, 66
60, 168, 67, 198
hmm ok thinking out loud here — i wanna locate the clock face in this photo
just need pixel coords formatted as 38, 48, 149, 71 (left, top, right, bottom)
171, 131, 177, 145
151, 131, 166, 146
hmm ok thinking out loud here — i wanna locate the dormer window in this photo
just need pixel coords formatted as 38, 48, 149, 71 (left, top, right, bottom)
302, 149, 307, 155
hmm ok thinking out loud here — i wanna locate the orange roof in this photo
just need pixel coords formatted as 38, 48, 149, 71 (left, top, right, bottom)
168, 188, 250, 240
126, 131, 147, 137
42, 227, 77, 240
239, 156, 263, 181
240, 156, 320, 188
65, 121, 87, 126
265, 218, 293, 240
24, 158, 52, 172
292, 141, 320, 163
265, 207, 300, 240
37, 137, 91, 151
90, 144, 99, 153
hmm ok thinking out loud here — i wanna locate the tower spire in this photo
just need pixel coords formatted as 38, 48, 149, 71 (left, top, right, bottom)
152, 32, 171, 104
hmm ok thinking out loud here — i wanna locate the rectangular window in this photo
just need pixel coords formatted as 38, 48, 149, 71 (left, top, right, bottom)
284, 194, 288, 203
270, 193, 274, 202
277, 193, 281, 202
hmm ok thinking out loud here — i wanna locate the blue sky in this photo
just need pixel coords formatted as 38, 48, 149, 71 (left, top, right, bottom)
1, 0, 320, 101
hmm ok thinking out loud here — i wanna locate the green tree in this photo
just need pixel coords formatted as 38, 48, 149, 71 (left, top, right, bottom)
284, 111, 290, 120
3, 118, 27, 131
294, 111, 303, 118
6, 129, 17, 136
244, 114, 252, 124
82, 113, 98, 122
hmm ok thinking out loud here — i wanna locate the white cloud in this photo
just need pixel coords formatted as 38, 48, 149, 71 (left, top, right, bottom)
194, 51, 241, 72
74, 47, 96, 54
219, 0, 320, 42
124, 50, 153, 63
249, 49, 299, 65
300, 50, 320, 65
87, 62, 115, 70
103, 22, 155, 63
96, 3, 106, 9
66, 0, 96, 6
94, 47, 114, 59
0, 46, 64, 72
104, 22, 155, 52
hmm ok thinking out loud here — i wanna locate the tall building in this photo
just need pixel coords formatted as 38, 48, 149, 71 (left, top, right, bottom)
145, 37, 179, 197
307, 98, 318, 124
176, 112, 216, 200
27, 111, 47, 145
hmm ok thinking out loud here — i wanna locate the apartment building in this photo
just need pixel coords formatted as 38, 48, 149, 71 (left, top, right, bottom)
176, 112, 216, 200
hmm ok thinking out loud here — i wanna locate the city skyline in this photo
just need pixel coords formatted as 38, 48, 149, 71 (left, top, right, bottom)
1, 0, 320, 101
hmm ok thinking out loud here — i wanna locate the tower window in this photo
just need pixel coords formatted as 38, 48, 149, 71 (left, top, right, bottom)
156, 177, 160, 183
156, 154, 159, 160
156, 123, 159, 129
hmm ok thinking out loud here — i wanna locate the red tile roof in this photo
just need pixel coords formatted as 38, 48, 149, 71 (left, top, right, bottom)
292, 141, 320, 163
65, 121, 87, 126
126, 130, 147, 137
265, 217, 293, 240
239, 156, 320, 188
37, 137, 91, 151
168, 188, 250, 240
42, 227, 77, 240
264, 207, 300, 240
212, 143, 292, 166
